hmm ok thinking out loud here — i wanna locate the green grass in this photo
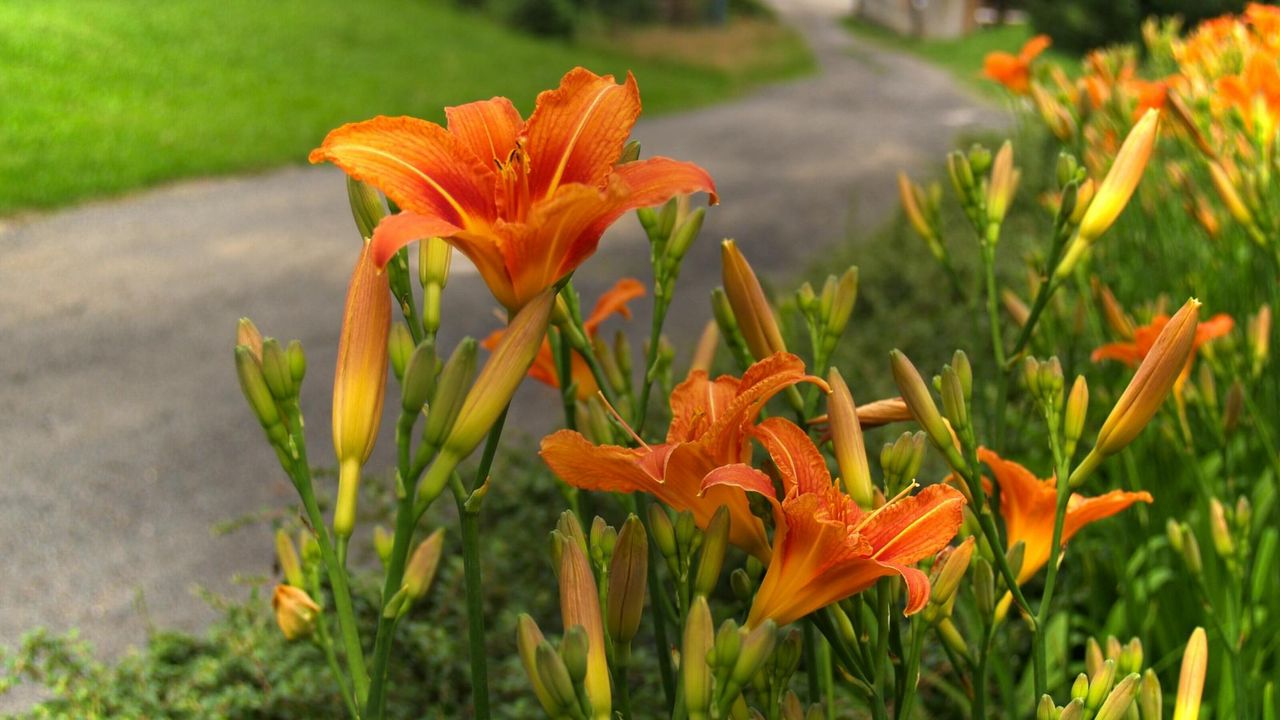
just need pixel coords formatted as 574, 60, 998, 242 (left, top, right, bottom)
0, 0, 812, 216
842, 18, 1075, 91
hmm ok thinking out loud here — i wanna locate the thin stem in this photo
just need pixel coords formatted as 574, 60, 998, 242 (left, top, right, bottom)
974, 619, 996, 720
613, 642, 635, 720
982, 244, 1007, 369
1032, 429, 1073, 699
636, 495, 676, 709
634, 291, 672, 436
454, 475, 491, 720
897, 621, 926, 720
803, 622, 820, 704
316, 617, 360, 720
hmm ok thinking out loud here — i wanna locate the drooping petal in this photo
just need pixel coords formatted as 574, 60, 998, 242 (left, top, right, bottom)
751, 417, 833, 496
861, 484, 966, 566
1195, 313, 1235, 345
665, 443, 772, 560
309, 116, 495, 244
1061, 489, 1154, 545
369, 211, 465, 267
1091, 340, 1145, 367
701, 353, 828, 462
877, 561, 932, 615
524, 68, 642, 199
540, 430, 662, 495
609, 156, 720, 208
583, 277, 646, 332
446, 97, 524, 166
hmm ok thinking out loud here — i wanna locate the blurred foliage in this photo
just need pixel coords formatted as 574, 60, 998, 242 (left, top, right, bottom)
1025, 0, 1265, 53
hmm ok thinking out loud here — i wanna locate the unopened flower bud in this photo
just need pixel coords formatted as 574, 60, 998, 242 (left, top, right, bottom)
1166, 519, 1185, 554
237, 318, 264, 362
516, 615, 559, 715
1059, 699, 1085, 720
421, 338, 478, 447
346, 177, 387, 239
1095, 673, 1141, 720
683, 596, 714, 719
275, 529, 304, 588
1120, 638, 1144, 675
1248, 304, 1271, 375
1223, 380, 1244, 436
404, 528, 444, 600
607, 515, 648, 645
1180, 522, 1202, 575
235, 345, 283, 441
973, 557, 995, 616
666, 207, 705, 263
828, 368, 873, 508
722, 239, 786, 361
557, 522, 611, 718
388, 323, 414, 382
890, 350, 966, 470
1139, 669, 1162, 720
286, 339, 306, 385
1004, 541, 1026, 586
1072, 672, 1091, 702
1208, 161, 1252, 225
1173, 628, 1207, 720
713, 619, 742, 670
617, 140, 641, 164
1065, 376, 1088, 458
649, 504, 678, 561
332, 241, 392, 539
930, 537, 975, 609
440, 289, 554, 461
940, 365, 970, 433
373, 525, 394, 565
947, 150, 975, 199
401, 340, 438, 414
733, 620, 777, 686
968, 144, 993, 175
694, 506, 730, 597
272, 584, 320, 640
1086, 659, 1117, 710
986, 141, 1018, 226
1209, 497, 1234, 558
1038, 694, 1058, 720
1072, 299, 1201, 487
560, 625, 589, 683
535, 641, 578, 713
589, 516, 617, 568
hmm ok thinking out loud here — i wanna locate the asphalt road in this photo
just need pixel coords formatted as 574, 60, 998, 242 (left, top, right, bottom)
0, 0, 1003, 662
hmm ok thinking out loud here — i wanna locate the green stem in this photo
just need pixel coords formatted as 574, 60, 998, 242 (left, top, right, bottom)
283, 404, 368, 707
803, 622, 820, 704
1032, 430, 1073, 699
613, 642, 635, 720
974, 620, 996, 720
958, 443, 1037, 621
636, 494, 676, 709
453, 475, 491, 720
982, 244, 1007, 369
316, 617, 360, 720
897, 621, 926, 720
634, 291, 672, 436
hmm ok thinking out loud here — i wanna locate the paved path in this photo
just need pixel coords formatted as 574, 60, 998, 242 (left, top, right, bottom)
0, 0, 1002, 661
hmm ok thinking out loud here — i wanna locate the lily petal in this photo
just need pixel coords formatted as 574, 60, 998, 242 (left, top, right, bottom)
862, 484, 967, 566
752, 417, 832, 496
540, 430, 661, 495
525, 68, 642, 198
446, 97, 524, 166
369, 211, 464, 267
583, 277, 646, 332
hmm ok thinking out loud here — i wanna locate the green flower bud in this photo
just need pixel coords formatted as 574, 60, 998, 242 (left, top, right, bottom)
261, 338, 294, 401
617, 140, 641, 164
694, 506, 730, 597
1086, 660, 1118, 711
560, 625, 590, 683
346, 177, 386, 239
730, 569, 753, 602
421, 338, 478, 448
234, 345, 284, 444
649, 504, 678, 562
714, 619, 742, 670
1072, 673, 1091, 702
683, 597, 715, 719
401, 339, 438, 414
388, 322, 415, 382
1065, 375, 1088, 458
1037, 694, 1058, 720
1095, 673, 1141, 720
607, 515, 647, 645
404, 528, 444, 600
516, 615, 560, 716
666, 206, 706, 263
890, 350, 965, 471
973, 557, 995, 617
1139, 669, 1162, 720
535, 640, 578, 713
1059, 699, 1085, 720
286, 339, 306, 385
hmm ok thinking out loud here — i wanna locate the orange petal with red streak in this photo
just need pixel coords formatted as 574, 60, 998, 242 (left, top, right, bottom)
862, 484, 966, 566
751, 417, 832, 496
446, 97, 524, 166
369, 211, 465, 267
540, 430, 659, 494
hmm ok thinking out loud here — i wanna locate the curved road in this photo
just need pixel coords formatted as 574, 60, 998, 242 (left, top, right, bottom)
0, 0, 1003, 660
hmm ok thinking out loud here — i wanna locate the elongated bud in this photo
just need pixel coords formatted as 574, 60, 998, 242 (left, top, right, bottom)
1249, 304, 1271, 374
683, 596, 715, 719
986, 141, 1017, 225
560, 625, 589, 683
275, 529, 304, 588
401, 340, 438, 414
1208, 162, 1251, 225
667, 207, 706, 263
347, 177, 387, 239
1085, 637, 1105, 677
1180, 523, 1203, 576
1073, 672, 1091, 701
1086, 659, 1118, 710
930, 537, 976, 608
1120, 638, 1144, 675
372, 525, 394, 565
828, 368, 873, 508
1095, 673, 1141, 720
1208, 498, 1234, 558
890, 350, 966, 470
388, 323, 414, 382
272, 584, 320, 640
691, 321, 720, 375
1079, 110, 1160, 243
589, 516, 617, 569
649, 504, 678, 561
1072, 299, 1201, 487
404, 528, 444, 600
1173, 628, 1207, 720
712, 619, 741, 670
947, 150, 975, 198
899, 172, 936, 241
535, 641, 579, 713
675, 510, 698, 561
973, 557, 995, 616
332, 241, 392, 539
284, 340, 306, 387
1139, 669, 1162, 720
1005, 540, 1026, 583
618, 139, 641, 164
421, 338, 478, 447
419, 235, 452, 289
441, 289, 554, 460
1064, 376, 1088, 458
733, 620, 778, 684
827, 267, 858, 340
237, 318, 264, 362
607, 515, 648, 645
235, 345, 283, 440
1037, 695, 1057, 720
721, 239, 786, 361
940, 365, 970, 433
1059, 699, 1085, 720
557, 525, 611, 718
694, 506, 730, 596
516, 615, 560, 716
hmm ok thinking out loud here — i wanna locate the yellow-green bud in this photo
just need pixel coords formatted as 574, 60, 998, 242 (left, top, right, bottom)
1086, 637, 1105, 677
516, 615, 560, 716
694, 506, 730, 597
890, 350, 965, 470
1038, 694, 1058, 720
1059, 699, 1085, 720
404, 528, 444, 600
421, 338, 478, 447
713, 619, 741, 669
275, 529, 304, 588
535, 640, 578, 713
1120, 638, 1144, 676
929, 536, 975, 609
1139, 669, 1162, 720
607, 515, 648, 645
388, 322, 415, 382
373, 525, 393, 566
589, 516, 617, 569
1209, 497, 1234, 558
1173, 628, 1207, 720
1166, 519, 1185, 554
968, 143, 993, 176
826, 267, 858, 341
346, 177, 387, 239
261, 338, 294, 401
617, 140, 641, 164
234, 346, 284, 442
560, 625, 590, 683
401, 340, 438, 414
613, 330, 632, 378
683, 596, 715, 719
1072, 673, 1092, 702
730, 568, 753, 601
733, 620, 777, 685
286, 339, 306, 385
940, 365, 969, 433
675, 510, 699, 560
1065, 375, 1089, 458
1005, 540, 1026, 584
973, 557, 995, 617
649, 504, 678, 561
666, 207, 706, 263
1095, 673, 1141, 720
1180, 523, 1203, 576
828, 368, 873, 508
1086, 659, 1118, 710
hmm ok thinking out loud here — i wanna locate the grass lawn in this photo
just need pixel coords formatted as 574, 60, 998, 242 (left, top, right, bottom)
0, 1, 812, 216
843, 18, 1076, 91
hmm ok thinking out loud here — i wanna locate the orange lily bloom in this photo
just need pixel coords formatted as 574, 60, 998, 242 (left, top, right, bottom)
310, 67, 718, 310
702, 418, 965, 627
1092, 311, 1234, 394
483, 277, 644, 400
1217, 51, 1280, 129
984, 34, 1052, 95
979, 448, 1151, 585
541, 353, 826, 561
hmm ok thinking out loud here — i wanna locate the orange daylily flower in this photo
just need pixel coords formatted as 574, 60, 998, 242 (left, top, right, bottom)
310, 67, 718, 310
1092, 310, 1234, 394
702, 418, 965, 627
1217, 51, 1280, 128
979, 448, 1151, 585
984, 34, 1052, 95
540, 353, 826, 561
483, 277, 645, 400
